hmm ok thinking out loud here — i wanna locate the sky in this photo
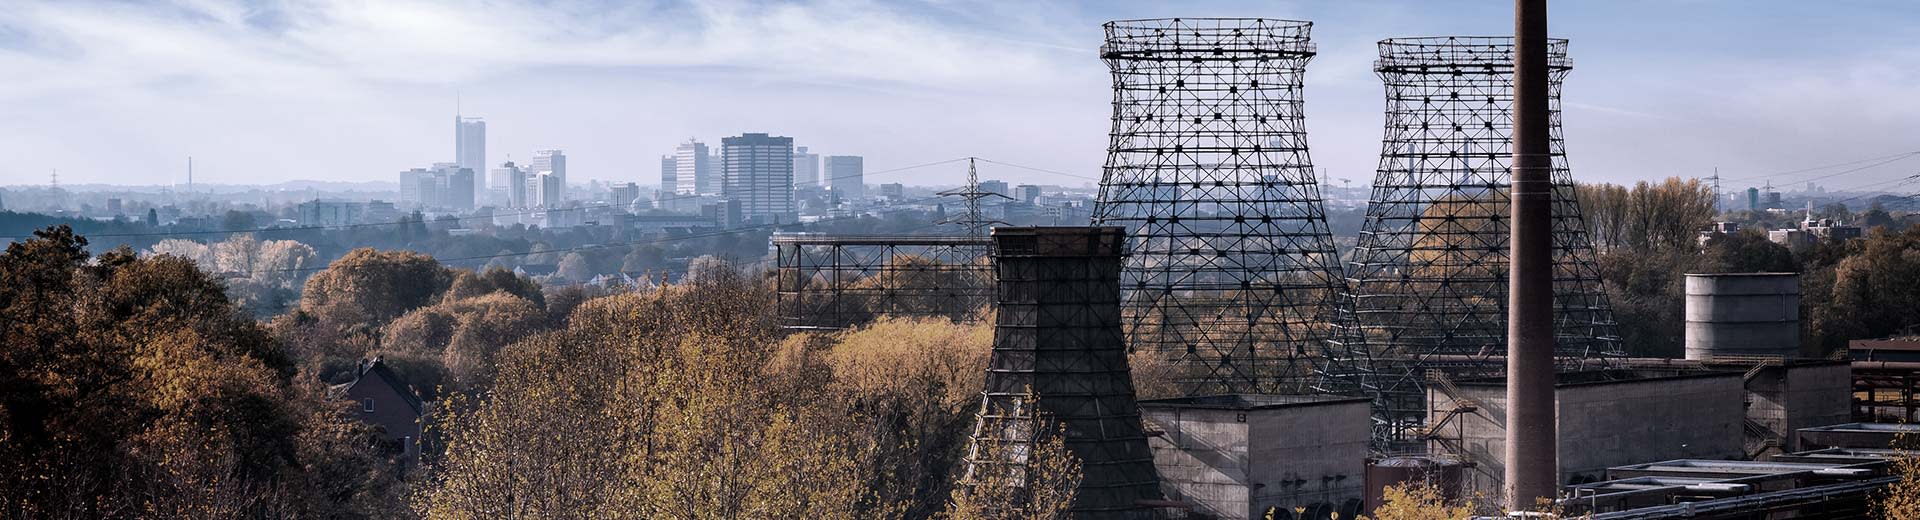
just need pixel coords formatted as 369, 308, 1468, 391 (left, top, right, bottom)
3, 0, 1920, 192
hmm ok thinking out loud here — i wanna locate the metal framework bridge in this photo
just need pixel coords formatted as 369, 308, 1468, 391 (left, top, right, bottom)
772, 233, 992, 330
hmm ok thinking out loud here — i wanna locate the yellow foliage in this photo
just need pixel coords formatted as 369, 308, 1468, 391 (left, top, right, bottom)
1879, 430, 1920, 519
1366, 482, 1472, 520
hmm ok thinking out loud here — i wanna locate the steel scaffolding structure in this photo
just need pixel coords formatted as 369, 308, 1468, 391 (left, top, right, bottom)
1093, 18, 1347, 395
1329, 37, 1622, 451
772, 233, 992, 330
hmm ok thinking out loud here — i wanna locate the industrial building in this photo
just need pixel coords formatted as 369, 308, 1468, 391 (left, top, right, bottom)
1139, 395, 1370, 519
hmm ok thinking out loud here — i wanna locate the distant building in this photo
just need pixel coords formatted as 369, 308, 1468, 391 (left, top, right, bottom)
328, 358, 423, 463
1015, 184, 1042, 203
534, 173, 563, 208
399, 163, 476, 210
720, 133, 796, 224
365, 200, 399, 224
442, 163, 476, 210
825, 155, 865, 199
400, 168, 424, 205
659, 155, 677, 194
1747, 187, 1761, 212
106, 198, 123, 215
1769, 203, 1863, 248
610, 182, 641, 209
297, 200, 364, 227
879, 182, 905, 200
675, 140, 712, 196
528, 150, 567, 201
455, 116, 485, 175
793, 146, 821, 187
494, 161, 528, 208
978, 179, 1010, 199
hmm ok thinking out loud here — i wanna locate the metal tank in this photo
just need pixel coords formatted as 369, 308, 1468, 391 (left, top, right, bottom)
1684, 273, 1801, 360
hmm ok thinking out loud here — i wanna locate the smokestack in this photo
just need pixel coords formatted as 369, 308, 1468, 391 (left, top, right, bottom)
1506, 0, 1557, 510
960, 226, 1161, 517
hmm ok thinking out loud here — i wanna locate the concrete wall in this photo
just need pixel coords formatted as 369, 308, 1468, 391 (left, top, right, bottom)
1246, 400, 1370, 514
1142, 396, 1369, 520
1145, 406, 1251, 519
1743, 362, 1853, 457
1429, 373, 1746, 493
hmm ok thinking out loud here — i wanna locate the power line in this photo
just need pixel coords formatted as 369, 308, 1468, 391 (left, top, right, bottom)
1718, 150, 1920, 184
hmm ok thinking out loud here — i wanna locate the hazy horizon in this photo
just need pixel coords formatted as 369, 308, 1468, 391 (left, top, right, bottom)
5, 1, 1920, 193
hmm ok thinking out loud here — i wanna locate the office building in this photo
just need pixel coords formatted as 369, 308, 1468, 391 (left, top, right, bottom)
400, 168, 424, 205
398, 163, 475, 210
880, 182, 904, 200
529, 149, 567, 201
825, 155, 865, 199
611, 182, 640, 206
442, 163, 476, 210
660, 155, 677, 193
534, 173, 562, 208
674, 140, 711, 196
297, 200, 364, 227
720, 132, 796, 224
979, 179, 1010, 199
1016, 184, 1042, 203
455, 116, 485, 175
794, 146, 821, 187
494, 161, 527, 208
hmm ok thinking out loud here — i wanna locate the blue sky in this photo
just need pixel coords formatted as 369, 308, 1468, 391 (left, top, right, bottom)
3, 0, 1919, 192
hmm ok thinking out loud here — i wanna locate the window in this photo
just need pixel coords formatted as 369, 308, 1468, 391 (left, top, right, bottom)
362, 398, 375, 413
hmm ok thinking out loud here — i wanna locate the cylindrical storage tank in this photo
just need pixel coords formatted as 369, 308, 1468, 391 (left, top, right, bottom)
1364, 456, 1465, 512
1684, 273, 1800, 360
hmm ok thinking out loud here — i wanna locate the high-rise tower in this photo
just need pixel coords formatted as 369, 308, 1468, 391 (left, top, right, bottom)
1328, 37, 1620, 449
720, 133, 796, 224
1093, 18, 1346, 395
455, 116, 485, 176
674, 140, 710, 196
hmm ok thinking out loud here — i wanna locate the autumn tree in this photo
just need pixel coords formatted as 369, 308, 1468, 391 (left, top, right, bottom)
943, 412, 1083, 520
1877, 431, 1920, 520
0, 226, 406, 518
300, 248, 455, 326
1810, 227, 1920, 352
381, 292, 547, 394
148, 233, 317, 315
441, 267, 545, 308
417, 259, 885, 519
1364, 482, 1473, 520
824, 317, 994, 517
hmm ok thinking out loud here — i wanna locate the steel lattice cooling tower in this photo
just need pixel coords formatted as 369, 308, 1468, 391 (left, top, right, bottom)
1093, 18, 1347, 396
1328, 37, 1622, 451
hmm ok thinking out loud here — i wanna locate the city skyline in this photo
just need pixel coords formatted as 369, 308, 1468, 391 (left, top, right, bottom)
4, 1, 1920, 193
